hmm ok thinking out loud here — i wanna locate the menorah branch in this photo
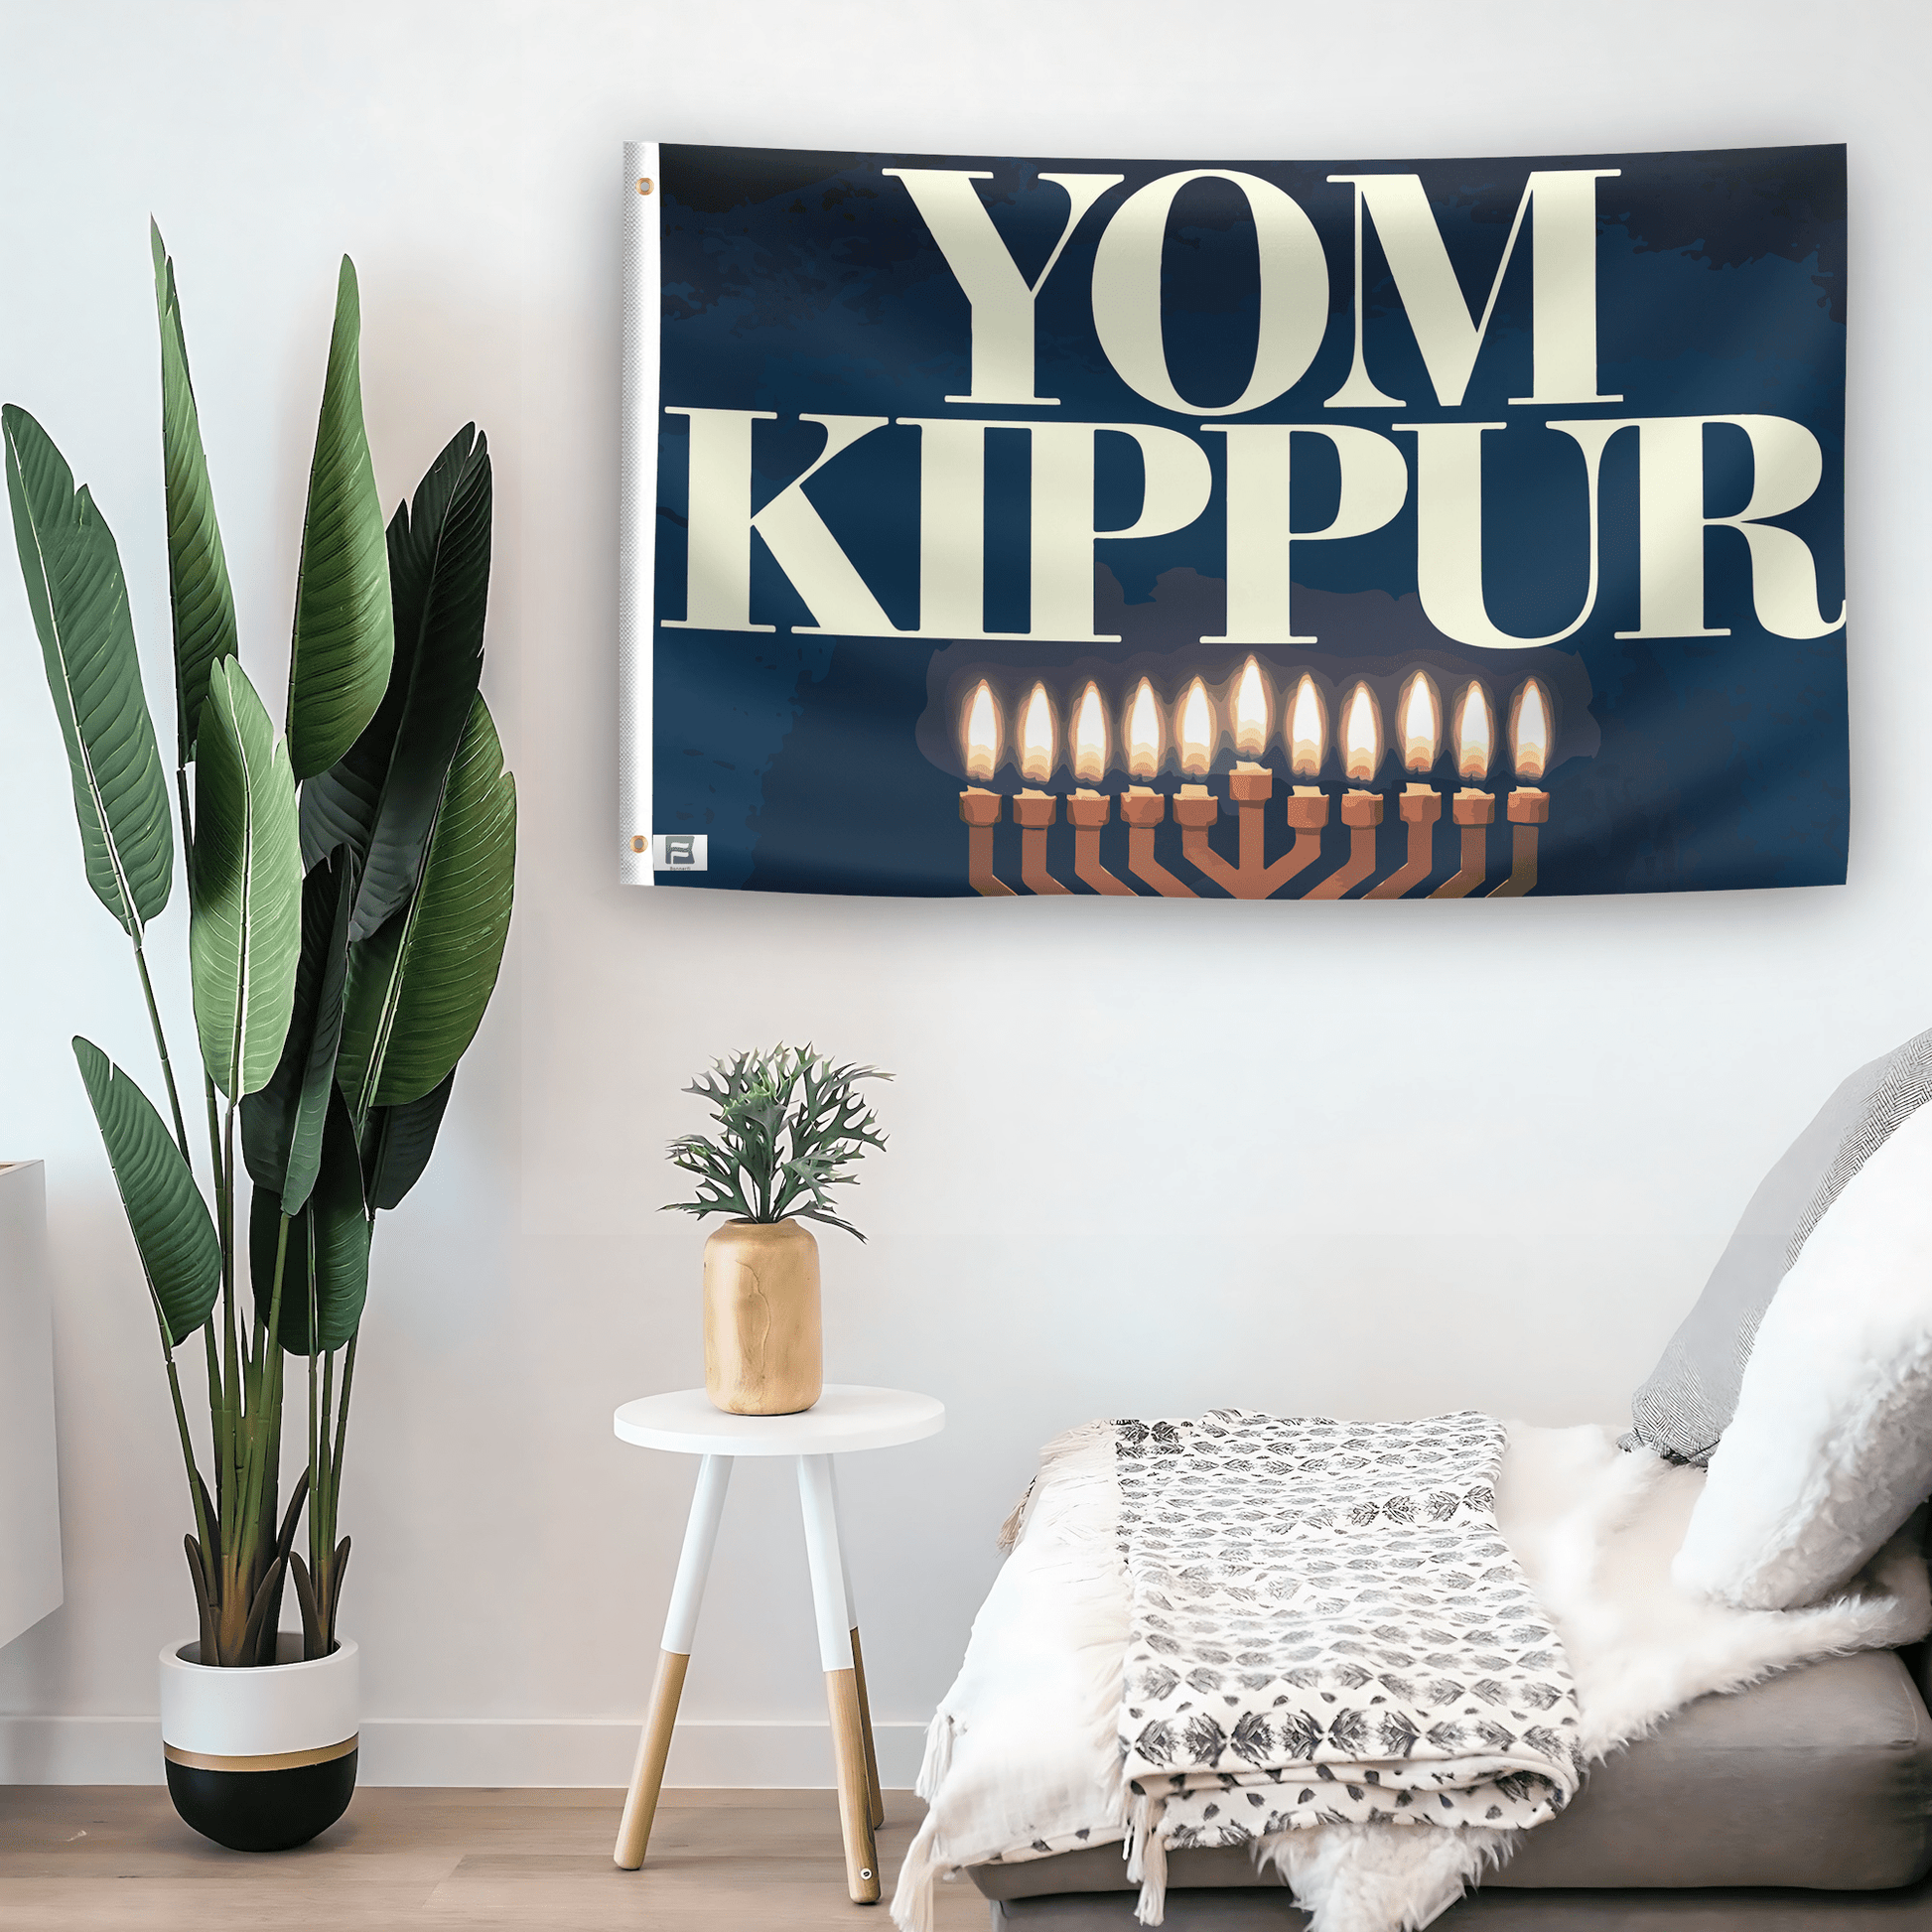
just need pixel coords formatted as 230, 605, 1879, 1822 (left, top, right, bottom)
1174, 787, 1244, 896
1365, 789, 1442, 899
1489, 788, 1550, 897
1122, 789, 1196, 897
1067, 792, 1135, 897
1306, 792, 1384, 899
1013, 791, 1070, 896
958, 789, 1015, 897
1430, 791, 1496, 898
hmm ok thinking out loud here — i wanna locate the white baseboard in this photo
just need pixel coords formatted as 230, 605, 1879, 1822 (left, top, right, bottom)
0, 1714, 929, 1788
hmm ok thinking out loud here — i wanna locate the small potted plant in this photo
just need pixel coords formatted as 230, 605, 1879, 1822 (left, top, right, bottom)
665, 1045, 890, 1415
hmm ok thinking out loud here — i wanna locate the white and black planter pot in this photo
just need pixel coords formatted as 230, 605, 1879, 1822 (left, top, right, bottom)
159, 1635, 358, 1852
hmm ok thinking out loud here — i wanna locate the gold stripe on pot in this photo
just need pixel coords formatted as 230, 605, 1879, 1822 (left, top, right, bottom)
163, 1734, 358, 1774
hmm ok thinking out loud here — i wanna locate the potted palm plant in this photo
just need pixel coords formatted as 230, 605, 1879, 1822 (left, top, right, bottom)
664, 1045, 890, 1415
4, 226, 514, 1851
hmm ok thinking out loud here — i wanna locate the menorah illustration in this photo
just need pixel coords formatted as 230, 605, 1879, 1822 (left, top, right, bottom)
956, 659, 1552, 900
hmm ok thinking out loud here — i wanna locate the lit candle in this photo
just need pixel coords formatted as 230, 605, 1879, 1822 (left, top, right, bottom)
1511, 677, 1551, 786
1366, 669, 1442, 899
958, 680, 1012, 897
1071, 681, 1108, 784
1454, 680, 1493, 784
1398, 670, 1440, 777
1126, 677, 1163, 780
1009, 683, 1067, 893
964, 680, 999, 784
1120, 679, 1191, 895
1233, 656, 1270, 760
1341, 682, 1382, 784
1178, 676, 1213, 778
1282, 673, 1329, 845
1067, 684, 1132, 895
1306, 683, 1384, 898
1430, 680, 1495, 898
1492, 676, 1552, 897
1286, 674, 1324, 779
1021, 682, 1056, 785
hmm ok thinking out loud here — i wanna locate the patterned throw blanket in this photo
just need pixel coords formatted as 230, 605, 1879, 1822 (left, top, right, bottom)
1115, 1411, 1583, 1915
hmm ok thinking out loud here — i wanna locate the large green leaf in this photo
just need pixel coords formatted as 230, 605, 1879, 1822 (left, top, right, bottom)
250, 1087, 369, 1354
73, 1036, 219, 1347
241, 848, 354, 1212
151, 224, 237, 765
338, 694, 514, 1115
360, 1068, 456, 1212
301, 426, 490, 945
287, 257, 392, 780
190, 658, 303, 1099
3, 405, 174, 936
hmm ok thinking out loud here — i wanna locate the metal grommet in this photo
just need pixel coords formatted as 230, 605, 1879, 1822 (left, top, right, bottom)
637, 176, 653, 196
630, 835, 647, 853
860, 1868, 875, 1881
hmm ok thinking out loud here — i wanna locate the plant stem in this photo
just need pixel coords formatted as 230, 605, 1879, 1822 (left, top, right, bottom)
234, 1215, 290, 1592
162, 1343, 213, 1582
131, 941, 191, 1166
332, 1333, 356, 1497
218, 1100, 240, 1595
312, 1340, 337, 1640
324, 1334, 357, 1643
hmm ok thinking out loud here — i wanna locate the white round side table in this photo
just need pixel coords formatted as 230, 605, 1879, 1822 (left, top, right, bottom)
610, 1384, 944, 1902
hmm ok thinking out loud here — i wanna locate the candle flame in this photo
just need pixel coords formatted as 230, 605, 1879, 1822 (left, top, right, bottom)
1178, 676, 1213, 776
1127, 677, 1162, 778
1512, 677, 1551, 782
1454, 681, 1493, 782
963, 680, 999, 782
1072, 680, 1107, 783
1021, 682, 1055, 783
1288, 674, 1325, 777
1342, 682, 1382, 782
1398, 670, 1440, 773
1233, 656, 1269, 758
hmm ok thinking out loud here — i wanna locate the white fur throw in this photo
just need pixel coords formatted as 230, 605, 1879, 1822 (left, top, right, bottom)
1675, 1100, 1932, 1609
894, 1421, 1929, 1932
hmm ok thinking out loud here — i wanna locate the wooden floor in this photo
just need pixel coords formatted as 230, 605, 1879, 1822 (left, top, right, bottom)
0, 1787, 989, 1931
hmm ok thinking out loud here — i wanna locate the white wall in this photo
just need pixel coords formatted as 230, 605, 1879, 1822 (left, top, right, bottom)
0, 0, 1924, 1787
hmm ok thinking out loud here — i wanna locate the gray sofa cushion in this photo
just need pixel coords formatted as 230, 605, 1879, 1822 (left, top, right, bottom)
1624, 1027, 1932, 1465
989, 1872, 1932, 1926
969, 1651, 1932, 1900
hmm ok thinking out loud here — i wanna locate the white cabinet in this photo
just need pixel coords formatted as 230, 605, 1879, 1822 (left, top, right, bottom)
0, 1162, 62, 1648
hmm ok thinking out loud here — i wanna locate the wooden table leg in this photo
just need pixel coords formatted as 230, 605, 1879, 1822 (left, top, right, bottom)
798, 1453, 881, 1903
615, 1453, 733, 1869
849, 1625, 885, 1831
827, 1461, 885, 1830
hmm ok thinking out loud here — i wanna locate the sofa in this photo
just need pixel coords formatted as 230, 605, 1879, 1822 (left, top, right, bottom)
969, 1645, 1932, 1926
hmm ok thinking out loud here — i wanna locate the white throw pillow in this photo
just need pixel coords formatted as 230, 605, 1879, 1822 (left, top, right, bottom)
1673, 1098, 1932, 1609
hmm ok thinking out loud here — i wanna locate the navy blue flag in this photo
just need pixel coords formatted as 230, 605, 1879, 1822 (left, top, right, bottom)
619, 141, 1845, 900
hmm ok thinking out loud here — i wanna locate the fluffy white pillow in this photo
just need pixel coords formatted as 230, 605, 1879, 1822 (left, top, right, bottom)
1673, 1098, 1932, 1609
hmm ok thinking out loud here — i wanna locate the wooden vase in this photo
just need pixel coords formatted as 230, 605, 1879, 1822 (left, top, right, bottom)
702, 1218, 823, 1415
